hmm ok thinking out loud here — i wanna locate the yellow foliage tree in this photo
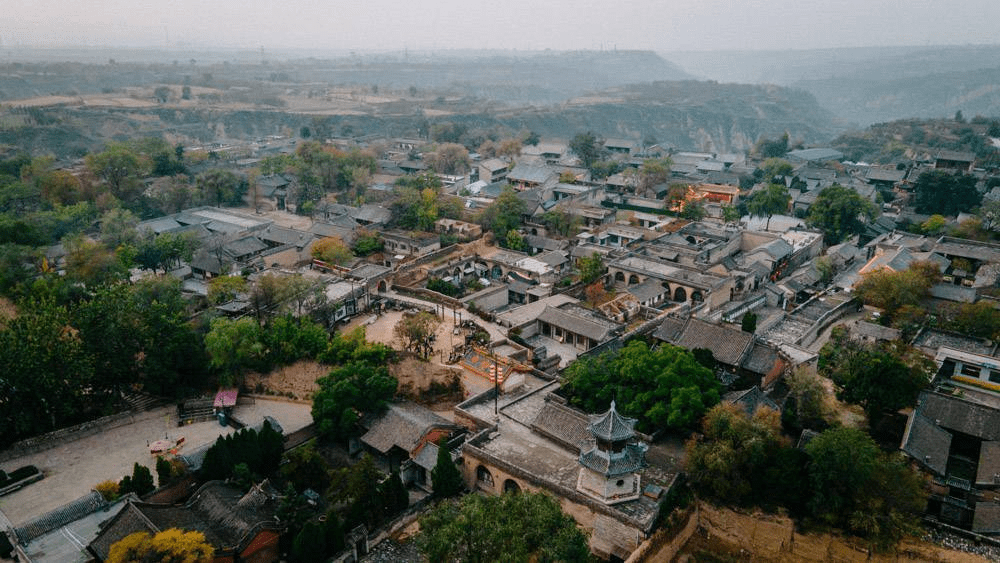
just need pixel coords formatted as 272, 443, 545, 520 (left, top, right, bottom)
107, 529, 214, 563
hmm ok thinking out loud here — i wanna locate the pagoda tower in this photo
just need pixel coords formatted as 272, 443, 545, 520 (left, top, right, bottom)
576, 401, 647, 504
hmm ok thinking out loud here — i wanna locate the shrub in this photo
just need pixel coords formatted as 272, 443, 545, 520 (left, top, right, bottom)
95, 479, 120, 501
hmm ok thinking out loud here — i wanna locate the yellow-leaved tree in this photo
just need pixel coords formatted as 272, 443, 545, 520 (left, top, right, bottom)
107, 529, 214, 563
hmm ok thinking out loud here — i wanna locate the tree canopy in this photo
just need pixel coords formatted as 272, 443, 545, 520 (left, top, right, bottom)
561, 340, 720, 433
913, 170, 980, 216
107, 529, 213, 563
477, 187, 526, 248
818, 327, 931, 421
746, 184, 790, 230
312, 362, 397, 439
806, 184, 878, 245
418, 492, 589, 563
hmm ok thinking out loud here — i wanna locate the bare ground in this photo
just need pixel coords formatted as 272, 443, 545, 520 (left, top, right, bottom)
244, 360, 329, 401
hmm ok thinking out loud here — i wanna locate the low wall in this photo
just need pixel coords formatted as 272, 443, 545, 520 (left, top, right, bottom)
637, 502, 993, 563
0, 409, 160, 463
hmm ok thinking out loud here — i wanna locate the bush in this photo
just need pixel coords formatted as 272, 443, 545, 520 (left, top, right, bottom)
95, 479, 120, 501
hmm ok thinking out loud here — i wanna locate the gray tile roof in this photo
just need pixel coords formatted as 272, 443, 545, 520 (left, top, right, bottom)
628, 278, 668, 303
360, 401, 458, 455
14, 491, 108, 544
579, 443, 646, 477
722, 386, 779, 417
536, 305, 612, 342
918, 391, 1000, 441
741, 343, 782, 376
588, 401, 637, 442
88, 503, 157, 561
530, 400, 592, 453
973, 501, 1000, 534
652, 316, 687, 343
976, 440, 1000, 486
507, 163, 556, 185
674, 317, 753, 367
901, 411, 952, 476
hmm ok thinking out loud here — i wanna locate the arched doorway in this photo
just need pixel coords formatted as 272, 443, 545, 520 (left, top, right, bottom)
628, 274, 640, 285
691, 290, 704, 303
673, 287, 687, 302
503, 479, 521, 494
377, 280, 387, 293
476, 465, 494, 490
491, 265, 503, 280
614, 271, 626, 283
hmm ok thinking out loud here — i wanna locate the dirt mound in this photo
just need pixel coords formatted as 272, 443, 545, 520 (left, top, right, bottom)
244, 360, 329, 401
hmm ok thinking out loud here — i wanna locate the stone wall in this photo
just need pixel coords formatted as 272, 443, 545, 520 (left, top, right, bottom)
0, 410, 147, 463
635, 503, 993, 563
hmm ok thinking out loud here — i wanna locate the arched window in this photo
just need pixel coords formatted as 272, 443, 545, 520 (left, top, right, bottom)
476, 465, 494, 489
691, 290, 704, 303
628, 274, 640, 285
614, 271, 626, 282
503, 479, 521, 494
673, 287, 687, 302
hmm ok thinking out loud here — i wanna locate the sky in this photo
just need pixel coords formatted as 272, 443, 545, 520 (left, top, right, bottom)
4, 0, 999, 53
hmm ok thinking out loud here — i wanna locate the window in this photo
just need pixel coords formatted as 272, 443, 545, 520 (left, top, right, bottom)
960, 363, 981, 378
616, 479, 625, 487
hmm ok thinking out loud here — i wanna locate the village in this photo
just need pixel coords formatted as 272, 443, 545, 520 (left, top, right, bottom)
4, 122, 1000, 563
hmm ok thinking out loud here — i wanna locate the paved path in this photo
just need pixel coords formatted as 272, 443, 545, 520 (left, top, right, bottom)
0, 399, 312, 526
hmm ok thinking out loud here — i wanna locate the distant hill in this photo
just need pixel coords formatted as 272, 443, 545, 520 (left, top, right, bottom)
667, 45, 1000, 127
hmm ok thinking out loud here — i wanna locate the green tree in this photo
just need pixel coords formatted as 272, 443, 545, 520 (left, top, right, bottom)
477, 187, 526, 247
196, 168, 244, 207
680, 199, 706, 221
818, 329, 930, 421
418, 492, 589, 563
740, 311, 757, 333
855, 260, 941, 321
394, 311, 440, 359
806, 184, 879, 245
721, 204, 741, 225
431, 437, 463, 498
569, 131, 602, 168
562, 341, 720, 433
204, 317, 265, 384
312, 362, 397, 439
291, 521, 326, 563
913, 170, 980, 216
685, 403, 795, 508
578, 253, 605, 285
119, 462, 155, 496
155, 456, 172, 488
759, 157, 794, 182
746, 184, 790, 230
99, 208, 140, 249
207, 275, 247, 305
803, 427, 925, 548
85, 143, 149, 204
754, 133, 790, 158
0, 300, 95, 447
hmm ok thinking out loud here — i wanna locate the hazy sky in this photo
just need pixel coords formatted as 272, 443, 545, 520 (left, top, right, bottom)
4, 0, 999, 53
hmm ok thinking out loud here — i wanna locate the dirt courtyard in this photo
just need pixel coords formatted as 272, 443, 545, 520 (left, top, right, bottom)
0, 399, 313, 526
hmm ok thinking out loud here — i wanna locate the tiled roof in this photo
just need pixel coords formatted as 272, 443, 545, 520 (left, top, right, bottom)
652, 316, 687, 343
976, 440, 1000, 486
536, 305, 612, 342
360, 401, 458, 455
918, 391, 1000, 441
14, 491, 107, 544
741, 343, 782, 376
588, 401, 637, 442
88, 503, 157, 561
722, 386, 779, 417
973, 501, 1000, 534
674, 317, 753, 367
901, 411, 951, 476
530, 400, 592, 453
628, 278, 668, 303
579, 443, 646, 477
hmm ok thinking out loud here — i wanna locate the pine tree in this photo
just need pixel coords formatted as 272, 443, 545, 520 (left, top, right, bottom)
131, 463, 155, 496
155, 456, 172, 488
380, 471, 409, 515
430, 438, 463, 498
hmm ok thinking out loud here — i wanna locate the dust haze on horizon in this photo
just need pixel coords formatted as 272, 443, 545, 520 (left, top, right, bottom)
4, 0, 1000, 55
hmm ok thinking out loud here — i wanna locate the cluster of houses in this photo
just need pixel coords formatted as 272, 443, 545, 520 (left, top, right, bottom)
12, 131, 1000, 561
